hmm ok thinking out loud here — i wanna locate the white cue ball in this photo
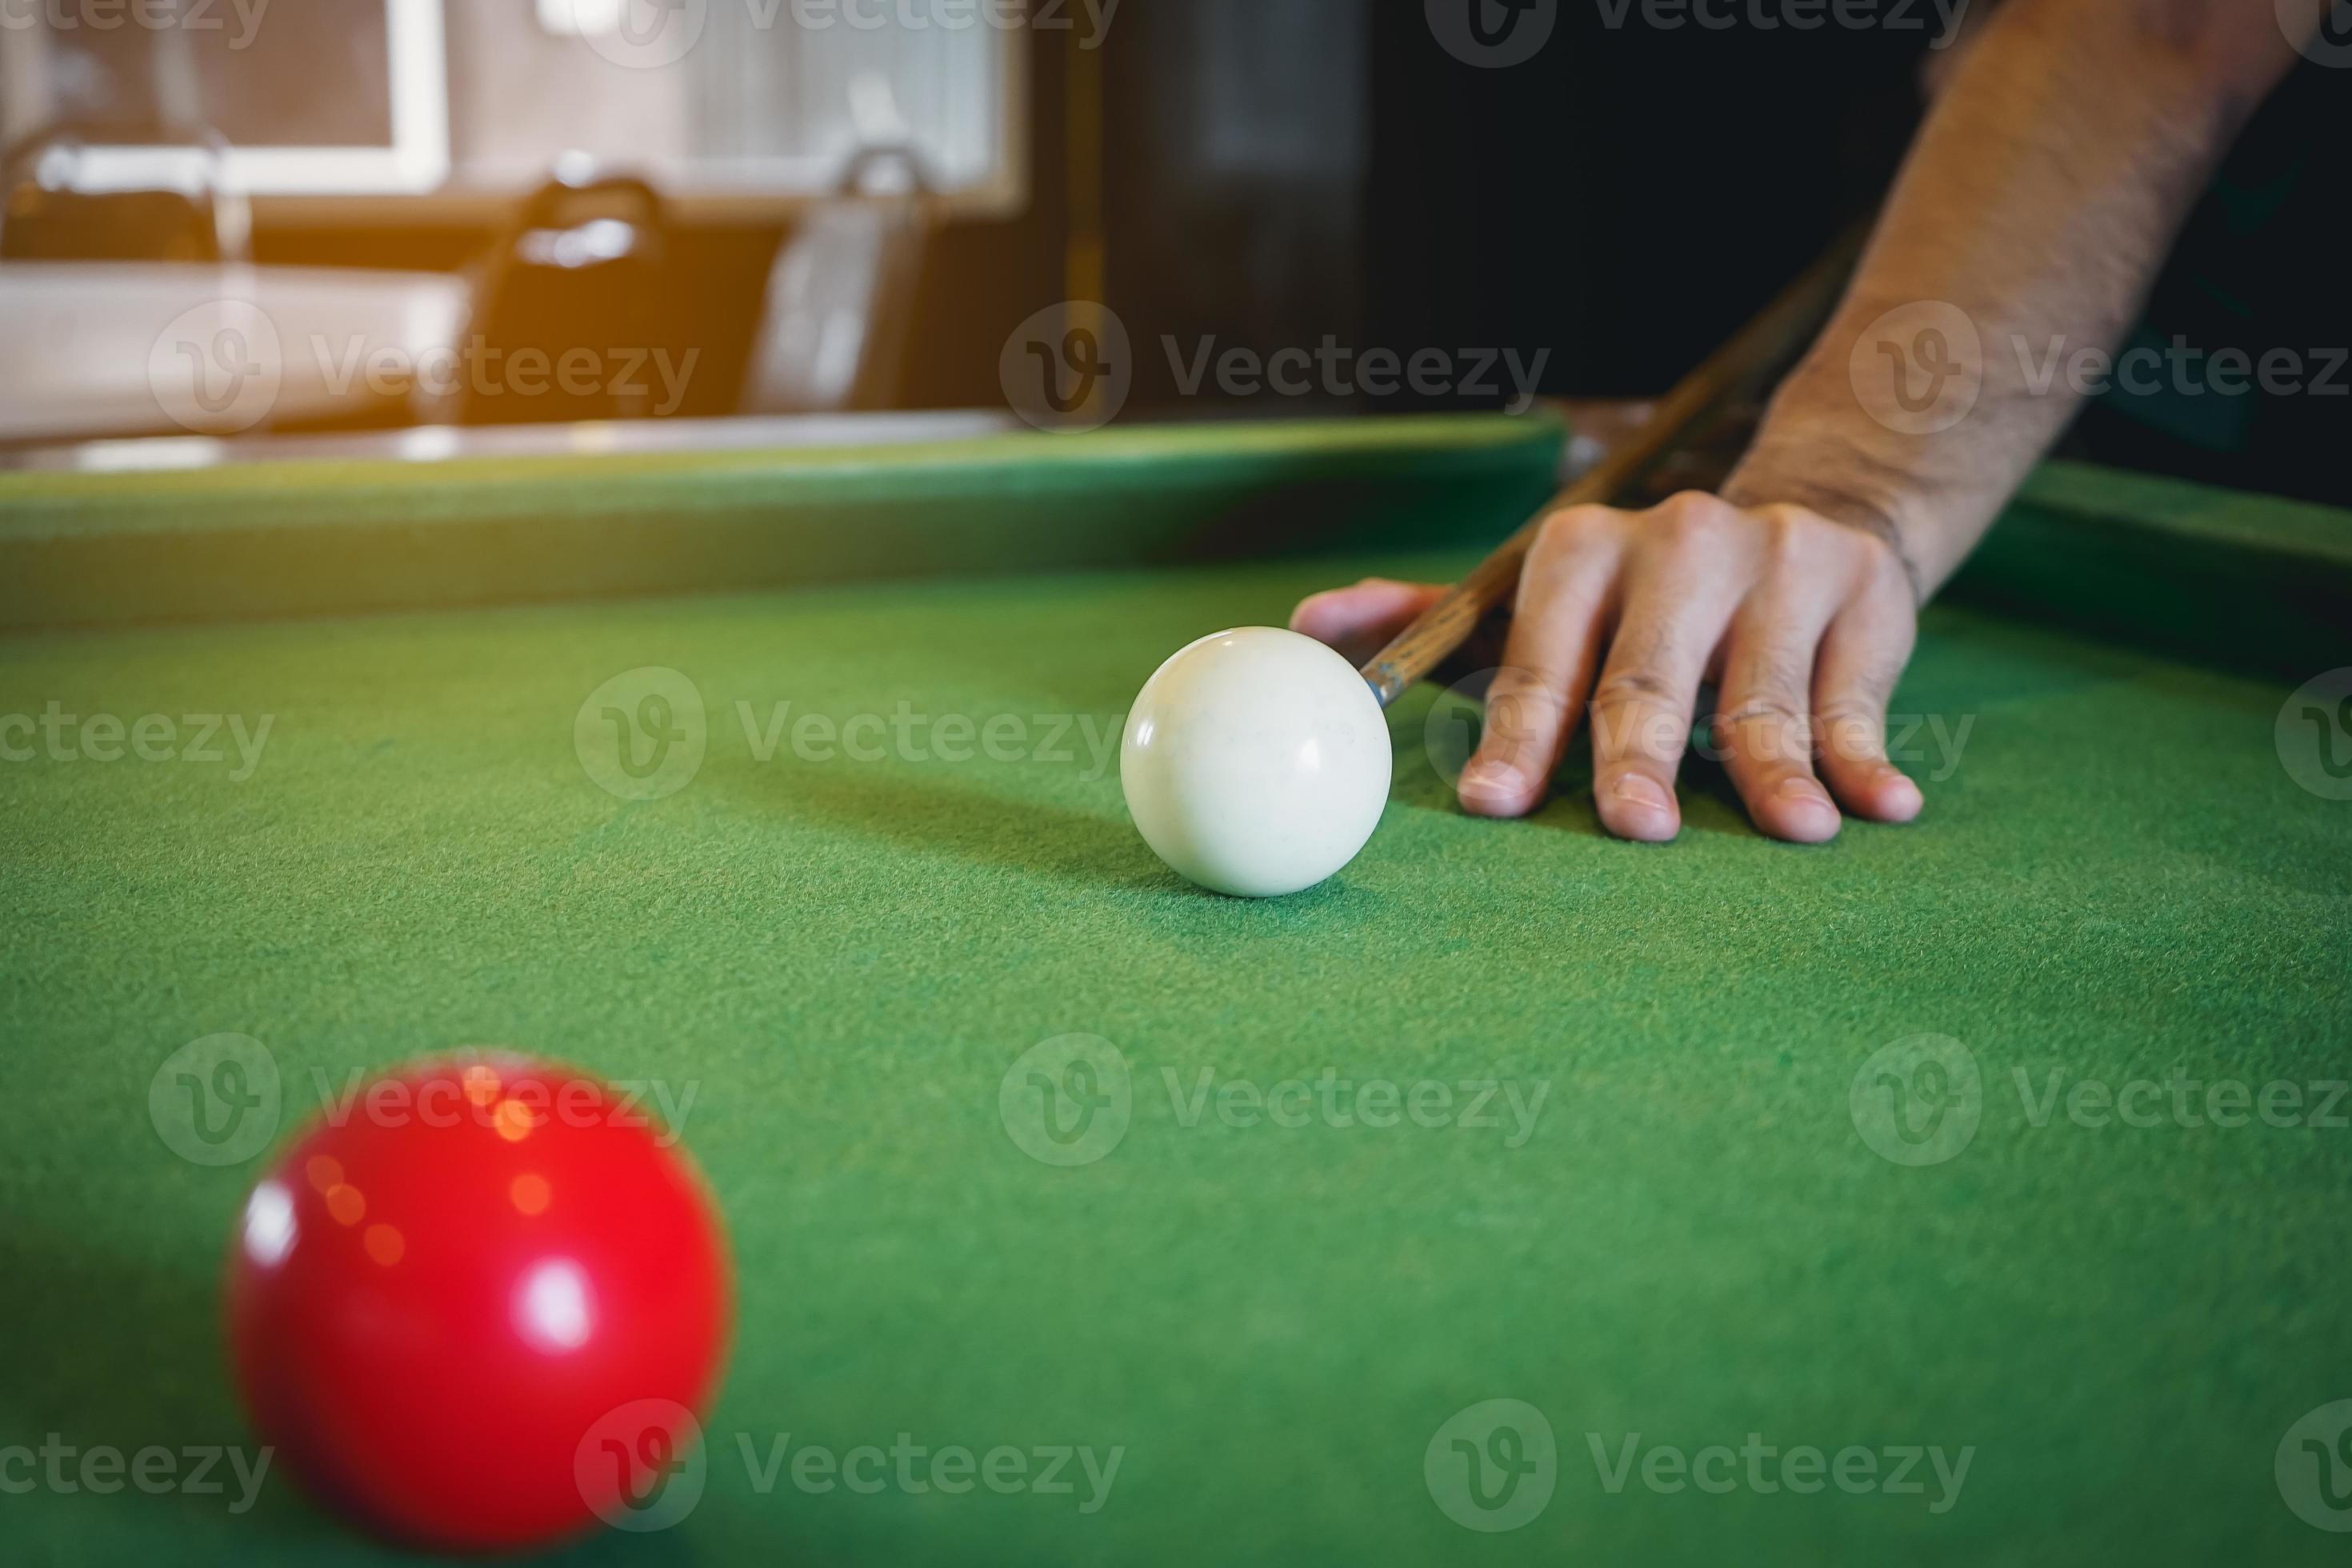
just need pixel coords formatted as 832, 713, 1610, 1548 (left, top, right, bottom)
1120, 626, 1393, 898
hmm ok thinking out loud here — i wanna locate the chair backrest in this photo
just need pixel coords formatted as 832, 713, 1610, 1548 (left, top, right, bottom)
438, 164, 674, 426
740, 147, 934, 415
0, 126, 249, 263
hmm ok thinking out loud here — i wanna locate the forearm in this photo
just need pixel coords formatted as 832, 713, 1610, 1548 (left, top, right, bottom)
1725, 0, 2309, 598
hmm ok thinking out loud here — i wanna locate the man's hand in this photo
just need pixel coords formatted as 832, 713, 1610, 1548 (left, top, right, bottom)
1292, 493, 1924, 844
1294, 0, 2310, 846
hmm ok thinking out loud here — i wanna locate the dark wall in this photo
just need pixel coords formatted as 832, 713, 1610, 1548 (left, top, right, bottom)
2062, 57, 2350, 509
1362, 6, 1926, 402
1100, 0, 1369, 410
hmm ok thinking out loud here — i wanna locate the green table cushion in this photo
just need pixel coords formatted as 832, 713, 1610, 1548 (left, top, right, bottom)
0, 415, 1567, 630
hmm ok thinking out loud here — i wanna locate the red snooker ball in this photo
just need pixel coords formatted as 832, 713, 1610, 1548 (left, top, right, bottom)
225, 1054, 730, 1552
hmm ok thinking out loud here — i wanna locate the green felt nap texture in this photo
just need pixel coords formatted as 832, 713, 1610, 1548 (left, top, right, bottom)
3, 526, 2350, 1564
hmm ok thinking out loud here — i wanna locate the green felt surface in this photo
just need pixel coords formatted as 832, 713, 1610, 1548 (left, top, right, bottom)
2, 533, 2350, 1564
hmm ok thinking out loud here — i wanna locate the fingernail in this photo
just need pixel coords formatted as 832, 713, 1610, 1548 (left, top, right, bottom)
1609, 774, 1671, 813
1460, 760, 1524, 798
1882, 770, 1925, 816
1775, 777, 1834, 812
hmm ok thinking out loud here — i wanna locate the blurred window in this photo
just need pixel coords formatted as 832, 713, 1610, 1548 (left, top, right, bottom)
0, 0, 446, 194
0, 0, 1025, 201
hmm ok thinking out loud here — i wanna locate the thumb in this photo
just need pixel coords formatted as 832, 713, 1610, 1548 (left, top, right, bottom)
1289, 578, 1450, 668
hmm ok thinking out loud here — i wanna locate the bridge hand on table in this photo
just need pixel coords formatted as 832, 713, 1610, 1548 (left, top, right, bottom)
1291, 491, 1928, 846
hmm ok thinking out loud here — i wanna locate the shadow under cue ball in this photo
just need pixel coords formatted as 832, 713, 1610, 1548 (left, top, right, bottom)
223, 1052, 732, 1552
1121, 626, 1394, 898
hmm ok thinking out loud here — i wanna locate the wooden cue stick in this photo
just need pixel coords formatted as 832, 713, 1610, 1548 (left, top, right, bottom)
1358, 226, 1868, 709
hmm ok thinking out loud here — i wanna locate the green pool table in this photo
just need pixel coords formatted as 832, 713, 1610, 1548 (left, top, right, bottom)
3, 414, 2350, 1565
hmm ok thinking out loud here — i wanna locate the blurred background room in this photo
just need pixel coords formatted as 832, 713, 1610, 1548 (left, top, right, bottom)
1, 0, 2342, 503
0, 2, 1905, 453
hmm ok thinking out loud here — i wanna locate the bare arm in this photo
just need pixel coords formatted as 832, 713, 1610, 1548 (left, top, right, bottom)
1729, 0, 2314, 597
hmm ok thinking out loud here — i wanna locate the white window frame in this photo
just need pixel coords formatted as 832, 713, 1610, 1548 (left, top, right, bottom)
2, 0, 1033, 222
14, 0, 450, 198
